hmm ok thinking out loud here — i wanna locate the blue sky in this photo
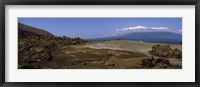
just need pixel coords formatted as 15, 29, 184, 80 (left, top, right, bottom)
18, 18, 182, 39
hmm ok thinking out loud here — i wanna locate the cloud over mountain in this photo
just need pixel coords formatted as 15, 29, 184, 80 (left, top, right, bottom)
116, 25, 170, 32
150, 27, 168, 30
112, 25, 182, 37
116, 26, 147, 32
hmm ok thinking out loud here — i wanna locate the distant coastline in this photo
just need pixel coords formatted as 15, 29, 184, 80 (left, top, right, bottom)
88, 39, 182, 44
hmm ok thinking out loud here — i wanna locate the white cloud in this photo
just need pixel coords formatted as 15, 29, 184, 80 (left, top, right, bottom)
131, 25, 147, 29
116, 25, 169, 32
150, 27, 168, 30
117, 25, 147, 31
116, 29, 120, 32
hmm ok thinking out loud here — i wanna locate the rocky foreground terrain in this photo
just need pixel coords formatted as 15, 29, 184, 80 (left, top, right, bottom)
18, 23, 182, 69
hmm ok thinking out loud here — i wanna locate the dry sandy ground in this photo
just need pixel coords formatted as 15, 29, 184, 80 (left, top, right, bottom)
20, 40, 182, 69
84, 40, 182, 54
84, 40, 182, 66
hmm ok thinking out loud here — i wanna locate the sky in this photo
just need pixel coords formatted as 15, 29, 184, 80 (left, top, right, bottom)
18, 18, 182, 39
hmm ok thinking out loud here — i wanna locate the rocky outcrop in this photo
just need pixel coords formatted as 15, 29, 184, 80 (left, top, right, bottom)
149, 44, 182, 58
136, 57, 181, 69
18, 25, 88, 69
136, 57, 171, 68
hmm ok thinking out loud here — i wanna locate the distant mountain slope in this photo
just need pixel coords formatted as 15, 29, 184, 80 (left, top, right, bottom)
90, 32, 182, 44
18, 23, 53, 36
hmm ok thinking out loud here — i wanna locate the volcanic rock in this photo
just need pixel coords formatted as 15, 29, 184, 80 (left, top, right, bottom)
149, 44, 182, 58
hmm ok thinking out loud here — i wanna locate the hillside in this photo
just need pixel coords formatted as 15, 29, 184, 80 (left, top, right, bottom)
18, 23, 53, 36
18, 23, 89, 69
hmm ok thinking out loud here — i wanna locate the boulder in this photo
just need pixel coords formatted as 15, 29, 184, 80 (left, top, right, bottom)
137, 57, 171, 68
149, 44, 182, 58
